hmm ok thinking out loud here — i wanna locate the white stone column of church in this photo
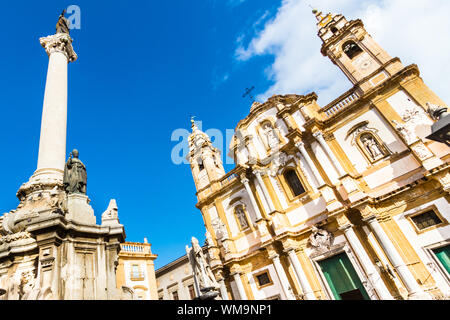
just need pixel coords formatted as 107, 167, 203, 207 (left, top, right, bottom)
232, 272, 248, 300
253, 170, 276, 213
286, 249, 316, 300
241, 178, 263, 221
218, 279, 229, 300
32, 33, 77, 184
364, 216, 431, 299
270, 254, 296, 300
340, 224, 393, 300
295, 142, 325, 187
313, 132, 346, 177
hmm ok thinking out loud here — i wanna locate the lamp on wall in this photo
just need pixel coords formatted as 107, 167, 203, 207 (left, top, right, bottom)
426, 103, 450, 146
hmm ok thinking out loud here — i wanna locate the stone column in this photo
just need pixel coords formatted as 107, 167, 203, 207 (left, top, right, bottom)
270, 254, 296, 300
339, 224, 393, 300
218, 279, 229, 300
286, 249, 316, 300
232, 272, 248, 300
364, 215, 431, 300
253, 170, 276, 213
29, 33, 77, 187
313, 131, 346, 177
295, 142, 325, 187
241, 177, 263, 221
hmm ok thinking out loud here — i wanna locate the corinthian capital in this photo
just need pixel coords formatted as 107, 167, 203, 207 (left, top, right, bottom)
40, 33, 78, 62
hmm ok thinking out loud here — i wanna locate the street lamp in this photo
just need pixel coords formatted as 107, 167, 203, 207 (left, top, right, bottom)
426, 103, 450, 146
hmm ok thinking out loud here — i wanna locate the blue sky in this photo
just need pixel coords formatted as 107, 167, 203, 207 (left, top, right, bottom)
1, 0, 449, 268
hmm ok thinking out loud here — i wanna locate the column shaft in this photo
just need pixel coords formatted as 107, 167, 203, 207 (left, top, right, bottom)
314, 132, 346, 177
218, 279, 229, 300
287, 250, 316, 300
366, 217, 430, 299
242, 178, 263, 221
254, 171, 275, 213
342, 225, 393, 300
296, 142, 325, 187
272, 255, 295, 300
233, 273, 248, 300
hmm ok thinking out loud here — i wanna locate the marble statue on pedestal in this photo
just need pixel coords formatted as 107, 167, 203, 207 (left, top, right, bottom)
186, 237, 221, 300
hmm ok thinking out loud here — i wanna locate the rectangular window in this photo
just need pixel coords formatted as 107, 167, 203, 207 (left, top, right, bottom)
188, 284, 196, 299
411, 210, 443, 231
172, 291, 179, 300
130, 264, 144, 280
254, 270, 273, 289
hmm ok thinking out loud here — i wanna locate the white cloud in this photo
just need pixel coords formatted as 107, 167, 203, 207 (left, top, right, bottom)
236, 0, 450, 107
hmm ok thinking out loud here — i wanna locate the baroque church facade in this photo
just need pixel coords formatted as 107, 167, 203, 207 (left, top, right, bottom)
187, 10, 450, 300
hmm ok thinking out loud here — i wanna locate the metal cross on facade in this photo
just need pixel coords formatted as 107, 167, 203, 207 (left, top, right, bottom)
242, 86, 255, 102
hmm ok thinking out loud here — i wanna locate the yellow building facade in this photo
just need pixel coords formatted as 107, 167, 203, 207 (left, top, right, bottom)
116, 240, 158, 300
187, 10, 450, 300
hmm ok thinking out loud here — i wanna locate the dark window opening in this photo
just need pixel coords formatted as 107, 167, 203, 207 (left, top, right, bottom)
256, 272, 271, 287
197, 158, 204, 171
284, 170, 306, 197
330, 26, 338, 34
411, 210, 442, 230
343, 41, 363, 59
188, 284, 196, 299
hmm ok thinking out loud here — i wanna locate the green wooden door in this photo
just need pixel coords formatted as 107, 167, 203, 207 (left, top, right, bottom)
433, 245, 450, 275
319, 252, 370, 300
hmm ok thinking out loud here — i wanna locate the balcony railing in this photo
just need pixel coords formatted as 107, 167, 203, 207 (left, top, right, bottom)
120, 242, 151, 254
322, 88, 361, 119
220, 172, 239, 187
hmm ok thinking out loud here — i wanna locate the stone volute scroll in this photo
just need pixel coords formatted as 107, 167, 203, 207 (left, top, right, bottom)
186, 237, 221, 300
63, 149, 87, 195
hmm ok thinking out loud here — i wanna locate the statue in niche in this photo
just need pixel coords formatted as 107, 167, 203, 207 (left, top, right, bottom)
63, 149, 87, 195
309, 226, 334, 252
186, 237, 220, 299
262, 122, 280, 150
360, 133, 385, 161
56, 9, 70, 34
235, 206, 249, 230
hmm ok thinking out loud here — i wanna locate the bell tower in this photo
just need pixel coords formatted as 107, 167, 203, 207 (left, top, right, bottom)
313, 9, 404, 91
188, 118, 225, 191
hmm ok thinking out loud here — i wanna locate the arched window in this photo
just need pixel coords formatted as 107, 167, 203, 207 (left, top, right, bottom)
197, 158, 204, 171
343, 41, 363, 59
330, 26, 338, 34
284, 169, 306, 197
234, 206, 250, 230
